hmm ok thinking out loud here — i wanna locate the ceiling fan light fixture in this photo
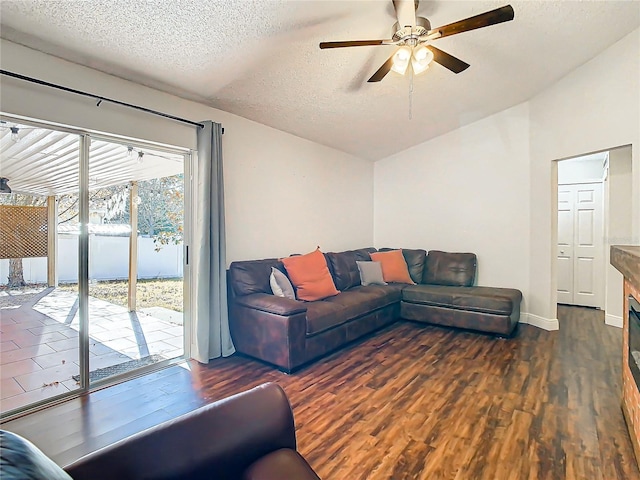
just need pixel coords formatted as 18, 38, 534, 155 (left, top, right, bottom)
411, 45, 434, 75
320, 3, 515, 83
413, 44, 429, 61
391, 46, 411, 75
411, 57, 429, 75
10, 126, 20, 143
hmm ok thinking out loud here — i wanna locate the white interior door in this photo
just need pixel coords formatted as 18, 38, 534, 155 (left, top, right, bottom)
573, 183, 604, 307
557, 182, 604, 308
557, 187, 574, 304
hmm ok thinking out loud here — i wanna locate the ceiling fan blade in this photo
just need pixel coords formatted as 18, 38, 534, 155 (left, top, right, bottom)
427, 46, 470, 74
393, 0, 417, 27
367, 53, 396, 83
429, 5, 514, 39
319, 40, 394, 49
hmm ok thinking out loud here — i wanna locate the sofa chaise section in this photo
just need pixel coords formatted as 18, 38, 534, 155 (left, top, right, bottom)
401, 285, 522, 336
398, 250, 522, 336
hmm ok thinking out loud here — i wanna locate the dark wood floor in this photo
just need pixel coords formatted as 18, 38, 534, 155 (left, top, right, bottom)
3, 305, 639, 479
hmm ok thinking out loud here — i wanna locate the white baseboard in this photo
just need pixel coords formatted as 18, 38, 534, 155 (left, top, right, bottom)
519, 313, 559, 331
605, 313, 623, 329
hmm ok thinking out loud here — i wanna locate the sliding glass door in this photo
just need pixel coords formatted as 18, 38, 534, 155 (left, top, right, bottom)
0, 115, 191, 417
0, 121, 83, 411
86, 137, 188, 385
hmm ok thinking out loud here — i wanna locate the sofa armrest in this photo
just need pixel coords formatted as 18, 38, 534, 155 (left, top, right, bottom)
64, 383, 296, 480
230, 296, 308, 371
235, 293, 307, 316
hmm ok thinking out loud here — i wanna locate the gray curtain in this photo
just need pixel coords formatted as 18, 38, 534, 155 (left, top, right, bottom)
193, 121, 235, 363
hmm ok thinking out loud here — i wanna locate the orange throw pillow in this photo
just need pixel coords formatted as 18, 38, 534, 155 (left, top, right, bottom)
369, 250, 415, 284
281, 248, 340, 301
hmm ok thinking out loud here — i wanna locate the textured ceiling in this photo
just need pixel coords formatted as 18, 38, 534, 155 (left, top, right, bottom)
1, 0, 639, 161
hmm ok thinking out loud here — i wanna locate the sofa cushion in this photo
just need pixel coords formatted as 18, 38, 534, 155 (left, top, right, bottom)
356, 261, 387, 286
235, 293, 307, 316
370, 250, 415, 284
423, 251, 476, 287
320, 286, 400, 322
306, 301, 348, 336
230, 259, 283, 297
0, 430, 72, 480
402, 285, 522, 315
325, 248, 375, 291
366, 283, 406, 298
282, 249, 339, 302
379, 248, 427, 284
243, 448, 320, 480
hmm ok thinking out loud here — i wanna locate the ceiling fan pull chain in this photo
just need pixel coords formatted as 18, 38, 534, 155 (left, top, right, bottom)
408, 67, 414, 120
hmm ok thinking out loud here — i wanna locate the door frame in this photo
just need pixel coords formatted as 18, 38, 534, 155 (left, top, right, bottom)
551, 145, 633, 325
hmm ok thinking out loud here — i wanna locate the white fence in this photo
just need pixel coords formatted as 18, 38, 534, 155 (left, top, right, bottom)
0, 234, 183, 285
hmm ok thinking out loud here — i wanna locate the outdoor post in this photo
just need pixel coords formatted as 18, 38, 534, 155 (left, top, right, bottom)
128, 181, 138, 312
47, 196, 58, 287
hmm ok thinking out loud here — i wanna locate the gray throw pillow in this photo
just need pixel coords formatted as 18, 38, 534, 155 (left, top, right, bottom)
356, 261, 387, 286
270, 267, 296, 299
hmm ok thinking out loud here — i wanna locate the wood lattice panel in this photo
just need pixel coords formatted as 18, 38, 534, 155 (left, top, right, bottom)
0, 205, 48, 259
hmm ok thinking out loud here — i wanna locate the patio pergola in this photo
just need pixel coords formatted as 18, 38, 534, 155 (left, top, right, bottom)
0, 120, 184, 311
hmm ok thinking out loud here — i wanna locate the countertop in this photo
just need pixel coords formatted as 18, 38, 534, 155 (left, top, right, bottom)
611, 245, 640, 288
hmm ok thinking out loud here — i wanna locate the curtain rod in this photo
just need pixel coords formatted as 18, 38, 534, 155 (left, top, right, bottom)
1, 69, 205, 129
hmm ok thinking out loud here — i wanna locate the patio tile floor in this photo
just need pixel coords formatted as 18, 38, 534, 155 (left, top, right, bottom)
0, 287, 183, 414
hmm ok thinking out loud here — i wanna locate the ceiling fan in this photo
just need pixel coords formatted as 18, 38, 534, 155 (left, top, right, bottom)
319, 1, 514, 83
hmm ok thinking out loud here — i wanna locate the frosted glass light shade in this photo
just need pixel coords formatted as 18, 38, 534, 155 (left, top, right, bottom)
391, 47, 411, 75
412, 45, 434, 75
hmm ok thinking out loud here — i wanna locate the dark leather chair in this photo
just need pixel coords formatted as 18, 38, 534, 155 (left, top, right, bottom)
63, 382, 319, 480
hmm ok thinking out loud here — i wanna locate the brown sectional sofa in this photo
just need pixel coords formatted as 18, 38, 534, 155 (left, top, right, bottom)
228, 248, 522, 372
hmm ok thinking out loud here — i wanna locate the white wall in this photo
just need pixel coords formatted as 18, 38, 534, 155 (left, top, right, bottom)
374, 103, 531, 313
605, 146, 634, 326
0, 40, 374, 264
529, 28, 639, 321
374, 28, 639, 327
222, 120, 373, 261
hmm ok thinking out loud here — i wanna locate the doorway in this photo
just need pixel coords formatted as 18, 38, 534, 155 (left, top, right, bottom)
554, 145, 633, 325
556, 154, 606, 308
